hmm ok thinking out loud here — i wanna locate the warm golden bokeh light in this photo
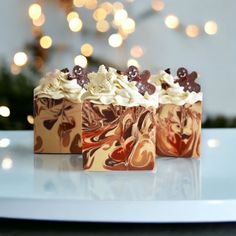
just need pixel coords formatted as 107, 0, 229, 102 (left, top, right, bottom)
130, 46, 144, 58
81, 43, 93, 57
108, 33, 123, 47
74, 55, 88, 67
73, 0, 86, 8
67, 11, 79, 22
113, 2, 124, 11
121, 18, 135, 34
93, 8, 107, 21
127, 58, 140, 68
165, 14, 180, 29
114, 9, 128, 21
1, 156, 13, 169
13, 52, 28, 67
204, 21, 218, 35
96, 20, 110, 32
185, 25, 199, 38
100, 2, 113, 14
32, 13, 45, 27
40, 36, 53, 49
28, 3, 42, 20
85, 0, 98, 10
0, 106, 10, 117
151, 0, 165, 12
27, 115, 34, 125
10, 63, 21, 75
69, 17, 83, 32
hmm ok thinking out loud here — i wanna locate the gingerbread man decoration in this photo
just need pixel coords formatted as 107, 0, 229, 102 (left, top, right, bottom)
125, 66, 156, 95
175, 67, 201, 93
61, 66, 89, 88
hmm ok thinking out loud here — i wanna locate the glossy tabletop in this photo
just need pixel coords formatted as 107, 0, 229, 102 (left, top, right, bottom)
0, 129, 236, 222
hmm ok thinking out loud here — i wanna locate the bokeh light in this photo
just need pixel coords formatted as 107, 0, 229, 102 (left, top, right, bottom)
32, 13, 45, 27
27, 115, 34, 125
0, 139, 10, 148
13, 52, 28, 67
151, 0, 165, 12
130, 46, 144, 58
10, 63, 21, 75
28, 3, 42, 20
100, 2, 113, 14
1, 156, 13, 169
96, 20, 110, 32
114, 9, 128, 21
93, 8, 107, 21
185, 25, 199, 38
69, 17, 83, 32
67, 11, 79, 22
165, 15, 180, 29
73, 0, 86, 8
113, 2, 124, 11
108, 33, 123, 47
121, 18, 135, 34
85, 0, 98, 10
207, 139, 220, 148
74, 55, 88, 68
81, 43, 94, 57
204, 21, 218, 35
127, 58, 140, 68
0, 106, 10, 117
40, 36, 52, 49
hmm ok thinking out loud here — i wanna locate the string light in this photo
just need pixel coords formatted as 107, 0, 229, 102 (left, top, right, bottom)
67, 11, 79, 22
108, 34, 123, 47
93, 8, 107, 21
185, 25, 199, 38
69, 17, 83, 32
1, 156, 13, 169
130, 46, 144, 58
73, 0, 86, 8
204, 21, 218, 35
32, 13, 45, 27
165, 15, 180, 29
0, 139, 10, 148
13, 52, 28, 67
40, 36, 52, 49
114, 9, 128, 21
127, 58, 140, 68
96, 20, 110, 32
151, 0, 165, 12
27, 115, 34, 124
74, 55, 88, 67
81, 43, 93, 57
28, 3, 42, 20
0, 106, 10, 117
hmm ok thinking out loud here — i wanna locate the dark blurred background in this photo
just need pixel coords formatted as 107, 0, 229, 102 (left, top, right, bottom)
0, 0, 235, 129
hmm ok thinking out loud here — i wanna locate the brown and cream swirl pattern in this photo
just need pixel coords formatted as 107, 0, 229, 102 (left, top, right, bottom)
82, 101, 156, 171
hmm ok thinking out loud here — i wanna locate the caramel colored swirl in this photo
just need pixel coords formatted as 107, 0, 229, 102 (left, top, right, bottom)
151, 70, 202, 105
34, 69, 86, 103
82, 65, 159, 108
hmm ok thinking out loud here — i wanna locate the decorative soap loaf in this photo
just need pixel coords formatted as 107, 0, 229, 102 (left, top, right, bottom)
81, 65, 158, 171
34, 66, 87, 154
151, 67, 203, 158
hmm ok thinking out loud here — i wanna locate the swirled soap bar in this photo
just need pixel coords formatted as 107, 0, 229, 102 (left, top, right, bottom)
81, 65, 158, 171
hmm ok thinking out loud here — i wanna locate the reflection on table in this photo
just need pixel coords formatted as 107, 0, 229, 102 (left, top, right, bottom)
34, 155, 200, 201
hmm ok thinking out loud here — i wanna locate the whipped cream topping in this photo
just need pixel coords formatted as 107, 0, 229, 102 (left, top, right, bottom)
81, 65, 159, 108
34, 69, 86, 102
150, 70, 203, 105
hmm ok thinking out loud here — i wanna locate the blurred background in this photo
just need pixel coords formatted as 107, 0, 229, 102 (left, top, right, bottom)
0, 0, 235, 130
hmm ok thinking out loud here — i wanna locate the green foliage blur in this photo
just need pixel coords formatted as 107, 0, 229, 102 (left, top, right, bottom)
0, 65, 35, 129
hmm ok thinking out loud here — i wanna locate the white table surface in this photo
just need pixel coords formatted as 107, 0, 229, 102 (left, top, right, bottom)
0, 129, 236, 223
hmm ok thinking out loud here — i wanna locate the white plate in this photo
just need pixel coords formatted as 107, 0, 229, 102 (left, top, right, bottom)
0, 129, 236, 222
